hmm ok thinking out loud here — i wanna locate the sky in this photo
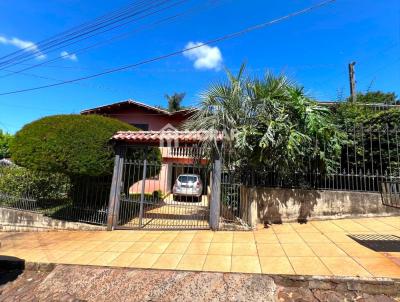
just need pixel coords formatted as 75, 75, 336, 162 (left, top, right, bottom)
0, 0, 398, 133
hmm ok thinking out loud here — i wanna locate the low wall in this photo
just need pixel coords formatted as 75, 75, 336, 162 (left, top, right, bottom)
242, 187, 400, 225
0, 207, 106, 232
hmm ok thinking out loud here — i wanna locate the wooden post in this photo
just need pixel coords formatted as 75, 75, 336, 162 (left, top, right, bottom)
210, 157, 221, 231
349, 62, 357, 102
107, 145, 125, 231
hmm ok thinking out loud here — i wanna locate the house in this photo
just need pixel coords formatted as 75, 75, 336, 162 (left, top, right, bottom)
81, 99, 195, 131
81, 99, 205, 196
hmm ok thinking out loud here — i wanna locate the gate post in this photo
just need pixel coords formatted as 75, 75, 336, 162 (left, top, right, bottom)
210, 157, 221, 231
138, 158, 147, 228
107, 145, 125, 231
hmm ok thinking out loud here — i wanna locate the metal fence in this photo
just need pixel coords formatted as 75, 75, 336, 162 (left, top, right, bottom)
242, 125, 400, 193
0, 166, 110, 225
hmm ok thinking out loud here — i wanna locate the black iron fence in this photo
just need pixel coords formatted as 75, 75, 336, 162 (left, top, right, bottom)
242, 125, 400, 193
0, 165, 110, 225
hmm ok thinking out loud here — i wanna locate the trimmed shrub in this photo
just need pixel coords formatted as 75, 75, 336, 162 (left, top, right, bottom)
0, 165, 69, 200
11, 114, 160, 177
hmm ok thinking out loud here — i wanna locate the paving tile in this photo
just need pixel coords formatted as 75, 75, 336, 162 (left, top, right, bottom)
185, 242, 210, 255
176, 254, 207, 271
71, 251, 104, 265
212, 232, 233, 243
164, 242, 190, 254
152, 253, 183, 270
308, 243, 348, 257
89, 252, 121, 266
322, 232, 354, 243
192, 232, 214, 243
299, 233, 331, 243
276, 233, 304, 244
109, 252, 140, 267
89, 241, 117, 252
354, 257, 400, 278
257, 244, 286, 257
232, 243, 258, 256
233, 232, 255, 243
41, 250, 70, 262
271, 225, 295, 234
203, 255, 231, 272
143, 242, 170, 254
254, 232, 279, 244
311, 221, 344, 232
332, 220, 370, 233
231, 256, 261, 274
157, 232, 180, 242
289, 257, 332, 276
281, 244, 316, 257
290, 223, 319, 233
320, 257, 371, 277
259, 257, 295, 275
56, 251, 87, 264
208, 243, 232, 256
336, 243, 385, 258
125, 242, 152, 253
137, 233, 162, 242
107, 242, 135, 253
173, 233, 196, 242
130, 253, 161, 268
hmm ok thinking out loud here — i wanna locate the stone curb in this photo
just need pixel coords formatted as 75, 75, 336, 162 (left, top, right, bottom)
1, 259, 398, 296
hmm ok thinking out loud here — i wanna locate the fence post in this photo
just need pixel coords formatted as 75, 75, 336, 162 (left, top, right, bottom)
210, 157, 221, 231
107, 145, 125, 231
138, 158, 147, 228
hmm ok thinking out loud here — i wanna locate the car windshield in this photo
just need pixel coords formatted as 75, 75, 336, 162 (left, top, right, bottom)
178, 175, 197, 183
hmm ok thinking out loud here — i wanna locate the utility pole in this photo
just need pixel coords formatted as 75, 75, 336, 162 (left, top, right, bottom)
348, 62, 357, 102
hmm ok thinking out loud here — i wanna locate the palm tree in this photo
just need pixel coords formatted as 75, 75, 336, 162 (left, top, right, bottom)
164, 92, 186, 112
185, 64, 344, 176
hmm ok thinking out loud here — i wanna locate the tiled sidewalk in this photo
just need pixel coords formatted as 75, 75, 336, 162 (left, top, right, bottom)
1, 217, 400, 278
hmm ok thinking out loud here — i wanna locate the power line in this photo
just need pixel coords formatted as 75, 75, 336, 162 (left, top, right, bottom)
0, 0, 152, 62
0, 0, 336, 97
0, 0, 176, 69
0, 0, 195, 77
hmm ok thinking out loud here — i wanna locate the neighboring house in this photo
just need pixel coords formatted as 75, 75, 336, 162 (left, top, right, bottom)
81, 99, 202, 196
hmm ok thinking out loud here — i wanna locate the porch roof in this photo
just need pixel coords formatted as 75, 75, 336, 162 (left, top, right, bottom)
111, 130, 223, 146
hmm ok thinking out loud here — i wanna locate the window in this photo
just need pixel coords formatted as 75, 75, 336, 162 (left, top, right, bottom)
131, 123, 149, 131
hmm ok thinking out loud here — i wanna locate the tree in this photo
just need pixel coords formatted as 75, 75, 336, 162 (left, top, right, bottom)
165, 92, 185, 112
186, 65, 344, 178
334, 91, 400, 126
0, 130, 13, 159
11, 114, 160, 177
352, 91, 398, 105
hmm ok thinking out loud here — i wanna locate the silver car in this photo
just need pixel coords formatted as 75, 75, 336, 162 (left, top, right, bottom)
173, 174, 203, 201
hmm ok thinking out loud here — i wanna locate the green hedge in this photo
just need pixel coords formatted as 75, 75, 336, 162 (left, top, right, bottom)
0, 165, 69, 200
11, 114, 147, 176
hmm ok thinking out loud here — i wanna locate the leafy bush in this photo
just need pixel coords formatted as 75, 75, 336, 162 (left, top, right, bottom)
0, 130, 13, 159
0, 165, 69, 200
11, 114, 160, 177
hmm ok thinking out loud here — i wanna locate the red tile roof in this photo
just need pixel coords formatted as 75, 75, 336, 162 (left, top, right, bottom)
81, 99, 197, 116
112, 131, 223, 145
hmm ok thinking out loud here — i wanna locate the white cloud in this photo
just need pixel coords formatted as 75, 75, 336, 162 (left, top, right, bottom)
60, 51, 78, 61
183, 42, 222, 71
0, 35, 46, 60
